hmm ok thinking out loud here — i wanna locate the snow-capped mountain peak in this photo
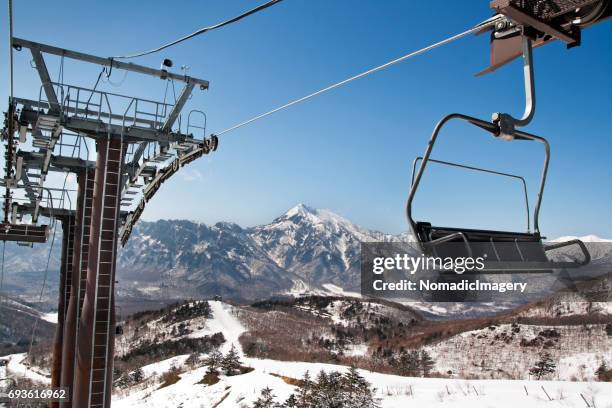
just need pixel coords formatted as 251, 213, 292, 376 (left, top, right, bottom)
278, 203, 373, 241
283, 203, 317, 218
551, 234, 612, 243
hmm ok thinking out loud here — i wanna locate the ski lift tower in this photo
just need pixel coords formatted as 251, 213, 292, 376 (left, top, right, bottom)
2, 37, 214, 408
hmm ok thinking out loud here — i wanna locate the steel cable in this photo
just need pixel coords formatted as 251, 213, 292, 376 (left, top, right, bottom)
112, 0, 285, 59
212, 15, 503, 138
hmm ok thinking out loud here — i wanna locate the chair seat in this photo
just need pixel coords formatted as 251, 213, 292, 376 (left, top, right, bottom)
416, 222, 550, 267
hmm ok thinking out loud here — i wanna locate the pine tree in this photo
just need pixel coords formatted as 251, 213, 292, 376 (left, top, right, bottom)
420, 350, 435, 377
344, 366, 380, 407
345, 366, 369, 390
221, 345, 242, 376
204, 349, 223, 373
302, 370, 312, 389
296, 371, 312, 406
284, 394, 299, 408
397, 350, 408, 375
112, 366, 123, 381
114, 373, 130, 389
407, 350, 420, 376
185, 352, 200, 367
595, 361, 611, 381
529, 351, 556, 380
398, 350, 420, 376
130, 367, 144, 383
309, 370, 338, 407
252, 387, 278, 408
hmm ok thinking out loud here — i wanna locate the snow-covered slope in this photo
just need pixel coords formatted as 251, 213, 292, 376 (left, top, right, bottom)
112, 300, 612, 408
3, 353, 51, 384
189, 301, 245, 354
114, 358, 612, 408
426, 323, 612, 381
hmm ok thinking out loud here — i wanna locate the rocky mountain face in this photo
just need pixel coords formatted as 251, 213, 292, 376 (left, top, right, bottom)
117, 204, 395, 302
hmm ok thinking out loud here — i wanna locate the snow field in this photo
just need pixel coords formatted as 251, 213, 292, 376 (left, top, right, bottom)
113, 302, 612, 408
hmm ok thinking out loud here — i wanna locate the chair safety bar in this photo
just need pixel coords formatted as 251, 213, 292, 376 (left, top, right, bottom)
427, 231, 473, 258
544, 239, 591, 267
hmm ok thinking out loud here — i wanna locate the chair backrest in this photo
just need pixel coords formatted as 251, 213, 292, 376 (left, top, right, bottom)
406, 113, 550, 255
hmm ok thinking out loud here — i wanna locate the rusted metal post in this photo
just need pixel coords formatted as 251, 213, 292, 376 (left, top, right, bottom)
73, 137, 124, 408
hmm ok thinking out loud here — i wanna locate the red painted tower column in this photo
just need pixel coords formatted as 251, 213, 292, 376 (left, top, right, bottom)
51, 213, 74, 408
73, 137, 125, 408
60, 168, 95, 408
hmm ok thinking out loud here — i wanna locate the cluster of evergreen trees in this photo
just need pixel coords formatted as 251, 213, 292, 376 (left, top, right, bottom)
114, 366, 145, 389
391, 349, 435, 377
162, 300, 213, 324
202, 344, 243, 376
253, 368, 379, 408
120, 332, 225, 362
115, 344, 244, 389
372, 347, 436, 377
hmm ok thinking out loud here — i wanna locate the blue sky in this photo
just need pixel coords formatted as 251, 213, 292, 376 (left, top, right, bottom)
1, 1, 610, 238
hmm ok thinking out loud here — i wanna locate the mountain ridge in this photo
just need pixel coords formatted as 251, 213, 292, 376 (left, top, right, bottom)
3, 203, 611, 306
117, 204, 397, 302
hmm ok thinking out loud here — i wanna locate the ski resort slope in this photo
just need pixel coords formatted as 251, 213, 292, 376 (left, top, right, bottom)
3, 353, 50, 384
188, 301, 245, 354
113, 302, 612, 408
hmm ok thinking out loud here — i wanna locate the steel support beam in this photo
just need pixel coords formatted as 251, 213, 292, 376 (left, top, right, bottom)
18, 172, 39, 203
29, 47, 60, 112
60, 168, 95, 408
126, 142, 148, 179
162, 83, 195, 133
51, 213, 75, 408
16, 202, 127, 220
18, 151, 96, 173
63, 117, 188, 143
17, 99, 200, 143
74, 137, 124, 408
13, 37, 209, 89
18, 100, 161, 130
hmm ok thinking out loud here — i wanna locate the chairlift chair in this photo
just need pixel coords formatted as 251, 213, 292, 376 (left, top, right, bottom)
0, 223, 49, 244
405, 36, 590, 273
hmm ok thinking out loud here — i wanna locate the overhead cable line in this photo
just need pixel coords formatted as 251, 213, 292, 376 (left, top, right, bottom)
212, 15, 504, 138
112, 0, 285, 59
8, 0, 14, 99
